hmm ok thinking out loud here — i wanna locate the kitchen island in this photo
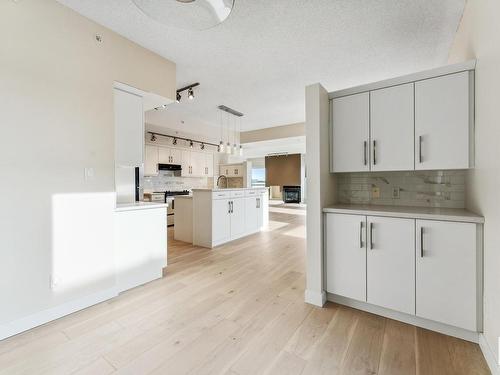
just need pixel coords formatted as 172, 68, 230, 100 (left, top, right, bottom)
176, 188, 268, 248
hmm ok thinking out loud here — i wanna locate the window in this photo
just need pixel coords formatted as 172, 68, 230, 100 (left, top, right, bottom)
251, 168, 266, 187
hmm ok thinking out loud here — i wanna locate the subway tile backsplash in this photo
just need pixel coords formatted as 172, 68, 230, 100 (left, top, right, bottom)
144, 171, 212, 192
336, 170, 465, 208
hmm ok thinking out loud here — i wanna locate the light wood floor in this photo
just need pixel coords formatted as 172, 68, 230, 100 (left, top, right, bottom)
0, 203, 490, 375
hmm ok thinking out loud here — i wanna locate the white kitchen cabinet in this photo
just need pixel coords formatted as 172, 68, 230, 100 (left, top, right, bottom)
158, 147, 182, 164
370, 83, 414, 171
212, 198, 231, 244
367, 216, 415, 314
257, 190, 268, 228
190, 151, 205, 177
415, 71, 473, 170
416, 219, 478, 331
230, 197, 245, 238
144, 145, 159, 176
331, 92, 370, 172
244, 196, 259, 234
205, 153, 214, 177
220, 164, 243, 177
325, 213, 366, 301
181, 150, 191, 177
114, 88, 144, 168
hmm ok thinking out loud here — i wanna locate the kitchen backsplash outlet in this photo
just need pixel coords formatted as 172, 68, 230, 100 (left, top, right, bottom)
144, 171, 213, 192
336, 170, 465, 208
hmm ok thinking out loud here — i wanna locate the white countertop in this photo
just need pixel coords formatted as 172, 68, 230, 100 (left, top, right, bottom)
174, 195, 192, 199
323, 204, 484, 223
191, 187, 268, 192
115, 201, 168, 212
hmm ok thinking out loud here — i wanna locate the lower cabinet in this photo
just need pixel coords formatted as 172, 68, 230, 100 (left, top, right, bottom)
325, 212, 480, 332
212, 198, 231, 244
244, 196, 259, 233
416, 219, 478, 331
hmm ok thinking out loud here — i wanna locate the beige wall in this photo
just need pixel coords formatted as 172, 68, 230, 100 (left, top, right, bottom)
0, 0, 175, 335
448, 0, 500, 368
265, 154, 301, 186
240, 122, 305, 143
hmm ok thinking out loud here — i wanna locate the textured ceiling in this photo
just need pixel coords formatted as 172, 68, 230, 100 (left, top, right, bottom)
57, 0, 465, 131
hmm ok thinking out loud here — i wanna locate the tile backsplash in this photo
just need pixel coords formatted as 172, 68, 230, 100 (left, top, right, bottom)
336, 170, 465, 208
144, 171, 213, 192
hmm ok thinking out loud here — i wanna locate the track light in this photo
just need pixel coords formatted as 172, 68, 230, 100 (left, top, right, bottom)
218, 141, 224, 153
239, 145, 243, 156
173, 137, 177, 145
188, 88, 194, 100
189, 140, 194, 148
176, 92, 181, 103
200, 143, 205, 150
150, 133, 156, 142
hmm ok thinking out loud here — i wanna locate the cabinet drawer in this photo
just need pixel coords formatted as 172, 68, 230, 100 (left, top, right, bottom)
231, 190, 245, 198
244, 190, 257, 197
212, 191, 231, 200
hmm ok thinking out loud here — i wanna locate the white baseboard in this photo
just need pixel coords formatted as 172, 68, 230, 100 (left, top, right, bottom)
479, 333, 500, 375
0, 287, 117, 341
305, 289, 326, 307
328, 293, 479, 343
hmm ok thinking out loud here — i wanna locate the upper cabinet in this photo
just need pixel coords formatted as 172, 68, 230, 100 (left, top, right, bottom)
114, 88, 144, 167
330, 65, 475, 173
415, 71, 473, 170
158, 147, 182, 165
331, 92, 370, 172
370, 83, 414, 171
144, 145, 159, 176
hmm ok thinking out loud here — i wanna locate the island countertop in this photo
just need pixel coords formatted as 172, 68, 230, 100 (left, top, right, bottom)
191, 187, 268, 192
115, 201, 168, 212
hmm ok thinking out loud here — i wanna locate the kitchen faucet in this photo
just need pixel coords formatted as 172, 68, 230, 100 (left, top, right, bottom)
216, 175, 228, 189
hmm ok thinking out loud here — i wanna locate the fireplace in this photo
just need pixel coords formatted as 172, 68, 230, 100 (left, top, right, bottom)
283, 186, 301, 203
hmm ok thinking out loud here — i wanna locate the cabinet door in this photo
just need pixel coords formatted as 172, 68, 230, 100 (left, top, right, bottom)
370, 83, 414, 171
367, 216, 415, 314
181, 150, 191, 177
212, 199, 231, 244
244, 197, 259, 233
415, 71, 472, 170
144, 145, 159, 176
258, 192, 268, 228
114, 88, 144, 167
158, 147, 171, 164
325, 213, 366, 301
331, 92, 370, 172
416, 220, 477, 331
205, 153, 214, 177
230, 198, 245, 238
190, 151, 205, 177
170, 148, 182, 164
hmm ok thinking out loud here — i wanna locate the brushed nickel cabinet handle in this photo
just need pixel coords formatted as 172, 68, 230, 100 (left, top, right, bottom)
363, 141, 367, 166
359, 221, 364, 248
420, 227, 424, 257
369, 222, 374, 250
419, 135, 423, 163
373, 140, 376, 165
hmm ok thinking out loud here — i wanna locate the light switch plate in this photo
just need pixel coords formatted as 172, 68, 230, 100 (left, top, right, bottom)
84, 167, 95, 182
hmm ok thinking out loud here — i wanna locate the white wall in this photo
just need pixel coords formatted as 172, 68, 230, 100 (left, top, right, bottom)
304, 84, 336, 306
448, 0, 500, 370
0, 0, 175, 338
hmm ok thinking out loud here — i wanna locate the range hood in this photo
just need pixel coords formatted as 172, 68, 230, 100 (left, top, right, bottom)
158, 164, 182, 177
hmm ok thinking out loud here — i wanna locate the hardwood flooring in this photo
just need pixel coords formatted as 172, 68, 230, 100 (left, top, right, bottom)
0, 202, 490, 374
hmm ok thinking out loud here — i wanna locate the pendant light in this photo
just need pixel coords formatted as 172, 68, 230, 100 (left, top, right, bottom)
238, 117, 243, 156
218, 110, 224, 153
232, 115, 237, 155
226, 112, 232, 154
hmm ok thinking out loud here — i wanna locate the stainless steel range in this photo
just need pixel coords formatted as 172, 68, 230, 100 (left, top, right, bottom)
150, 190, 190, 227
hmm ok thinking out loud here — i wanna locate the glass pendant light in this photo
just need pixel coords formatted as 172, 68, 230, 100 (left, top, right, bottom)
218, 110, 224, 153
225, 112, 231, 154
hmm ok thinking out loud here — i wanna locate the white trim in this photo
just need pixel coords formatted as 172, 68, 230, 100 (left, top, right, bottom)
329, 60, 476, 99
479, 334, 500, 375
328, 293, 479, 343
305, 289, 326, 307
0, 288, 117, 341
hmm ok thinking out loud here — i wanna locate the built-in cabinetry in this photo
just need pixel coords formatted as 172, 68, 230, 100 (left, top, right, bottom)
324, 208, 482, 334
192, 188, 268, 248
220, 164, 244, 177
144, 143, 214, 178
330, 69, 474, 172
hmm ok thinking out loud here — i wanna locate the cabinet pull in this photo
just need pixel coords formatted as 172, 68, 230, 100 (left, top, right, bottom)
373, 140, 376, 165
359, 221, 364, 248
363, 141, 367, 166
228, 201, 231, 214
231, 201, 234, 213
418, 135, 423, 163
369, 222, 374, 250
420, 227, 424, 257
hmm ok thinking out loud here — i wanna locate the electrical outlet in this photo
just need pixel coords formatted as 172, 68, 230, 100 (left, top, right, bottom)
371, 186, 380, 199
393, 187, 400, 199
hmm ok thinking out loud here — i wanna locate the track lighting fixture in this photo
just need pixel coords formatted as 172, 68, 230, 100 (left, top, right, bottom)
239, 145, 243, 156
200, 143, 205, 150
176, 83, 199, 103
189, 140, 194, 148
172, 137, 177, 145
150, 133, 157, 142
